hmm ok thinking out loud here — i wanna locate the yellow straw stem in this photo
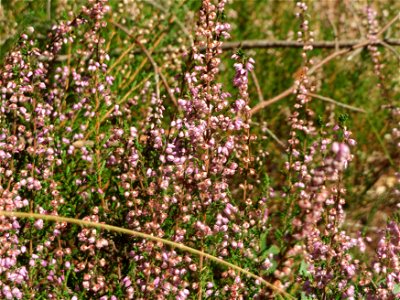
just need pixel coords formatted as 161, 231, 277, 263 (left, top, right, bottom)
0, 210, 294, 299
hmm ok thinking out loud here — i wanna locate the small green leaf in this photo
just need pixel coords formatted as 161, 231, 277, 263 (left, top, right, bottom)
301, 292, 313, 300
299, 260, 310, 277
339, 113, 349, 125
236, 48, 244, 58
260, 232, 268, 252
267, 244, 280, 255
393, 284, 400, 294
316, 115, 324, 127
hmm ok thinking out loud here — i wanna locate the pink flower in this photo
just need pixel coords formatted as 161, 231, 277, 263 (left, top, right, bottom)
34, 219, 44, 230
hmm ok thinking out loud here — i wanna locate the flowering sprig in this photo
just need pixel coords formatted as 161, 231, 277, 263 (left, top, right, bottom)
0, 0, 399, 299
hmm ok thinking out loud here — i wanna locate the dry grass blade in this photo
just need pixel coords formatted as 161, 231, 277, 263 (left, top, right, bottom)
111, 21, 178, 106
107, 41, 138, 74
120, 32, 166, 90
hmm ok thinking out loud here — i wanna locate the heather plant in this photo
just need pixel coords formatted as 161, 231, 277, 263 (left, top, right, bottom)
0, 0, 399, 299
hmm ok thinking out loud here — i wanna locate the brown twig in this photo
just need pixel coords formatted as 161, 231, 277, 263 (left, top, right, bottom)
111, 21, 178, 106
344, 0, 365, 38
107, 41, 138, 74
376, 12, 400, 37
221, 38, 400, 50
379, 40, 400, 63
326, 10, 339, 51
84, 73, 153, 141
250, 13, 399, 116
250, 121, 287, 149
250, 87, 294, 116
306, 92, 366, 113
120, 32, 165, 90
135, 39, 177, 105
43, 38, 400, 62
250, 69, 264, 102
142, 0, 194, 46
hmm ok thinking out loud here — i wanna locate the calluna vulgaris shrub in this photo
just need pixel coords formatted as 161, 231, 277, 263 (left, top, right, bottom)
0, 0, 399, 299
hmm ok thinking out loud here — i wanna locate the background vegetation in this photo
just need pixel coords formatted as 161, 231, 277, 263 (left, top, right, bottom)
0, 0, 399, 299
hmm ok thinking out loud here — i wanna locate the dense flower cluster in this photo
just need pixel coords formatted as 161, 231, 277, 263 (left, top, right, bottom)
273, 3, 379, 299
0, 0, 113, 298
0, 0, 399, 299
122, 1, 260, 297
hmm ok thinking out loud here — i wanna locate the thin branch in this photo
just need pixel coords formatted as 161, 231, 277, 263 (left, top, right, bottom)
306, 92, 366, 113
111, 21, 178, 106
250, 87, 294, 116
250, 13, 399, 116
220, 38, 400, 51
47, 0, 51, 20
107, 41, 138, 74
135, 39, 175, 105
83, 73, 153, 141
249, 42, 359, 116
376, 12, 400, 37
307, 44, 364, 75
45, 38, 400, 62
344, 1, 365, 38
0, 211, 295, 300
367, 118, 395, 167
120, 32, 165, 90
250, 69, 264, 102
379, 40, 400, 63
142, 0, 194, 46
250, 121, 287, 149
326, 11, 339, 51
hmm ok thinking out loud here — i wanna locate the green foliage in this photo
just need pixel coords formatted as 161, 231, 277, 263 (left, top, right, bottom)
1, 0, 399, 299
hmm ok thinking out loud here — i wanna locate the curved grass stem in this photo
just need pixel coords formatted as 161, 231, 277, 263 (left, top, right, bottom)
0, 210, 295, 299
